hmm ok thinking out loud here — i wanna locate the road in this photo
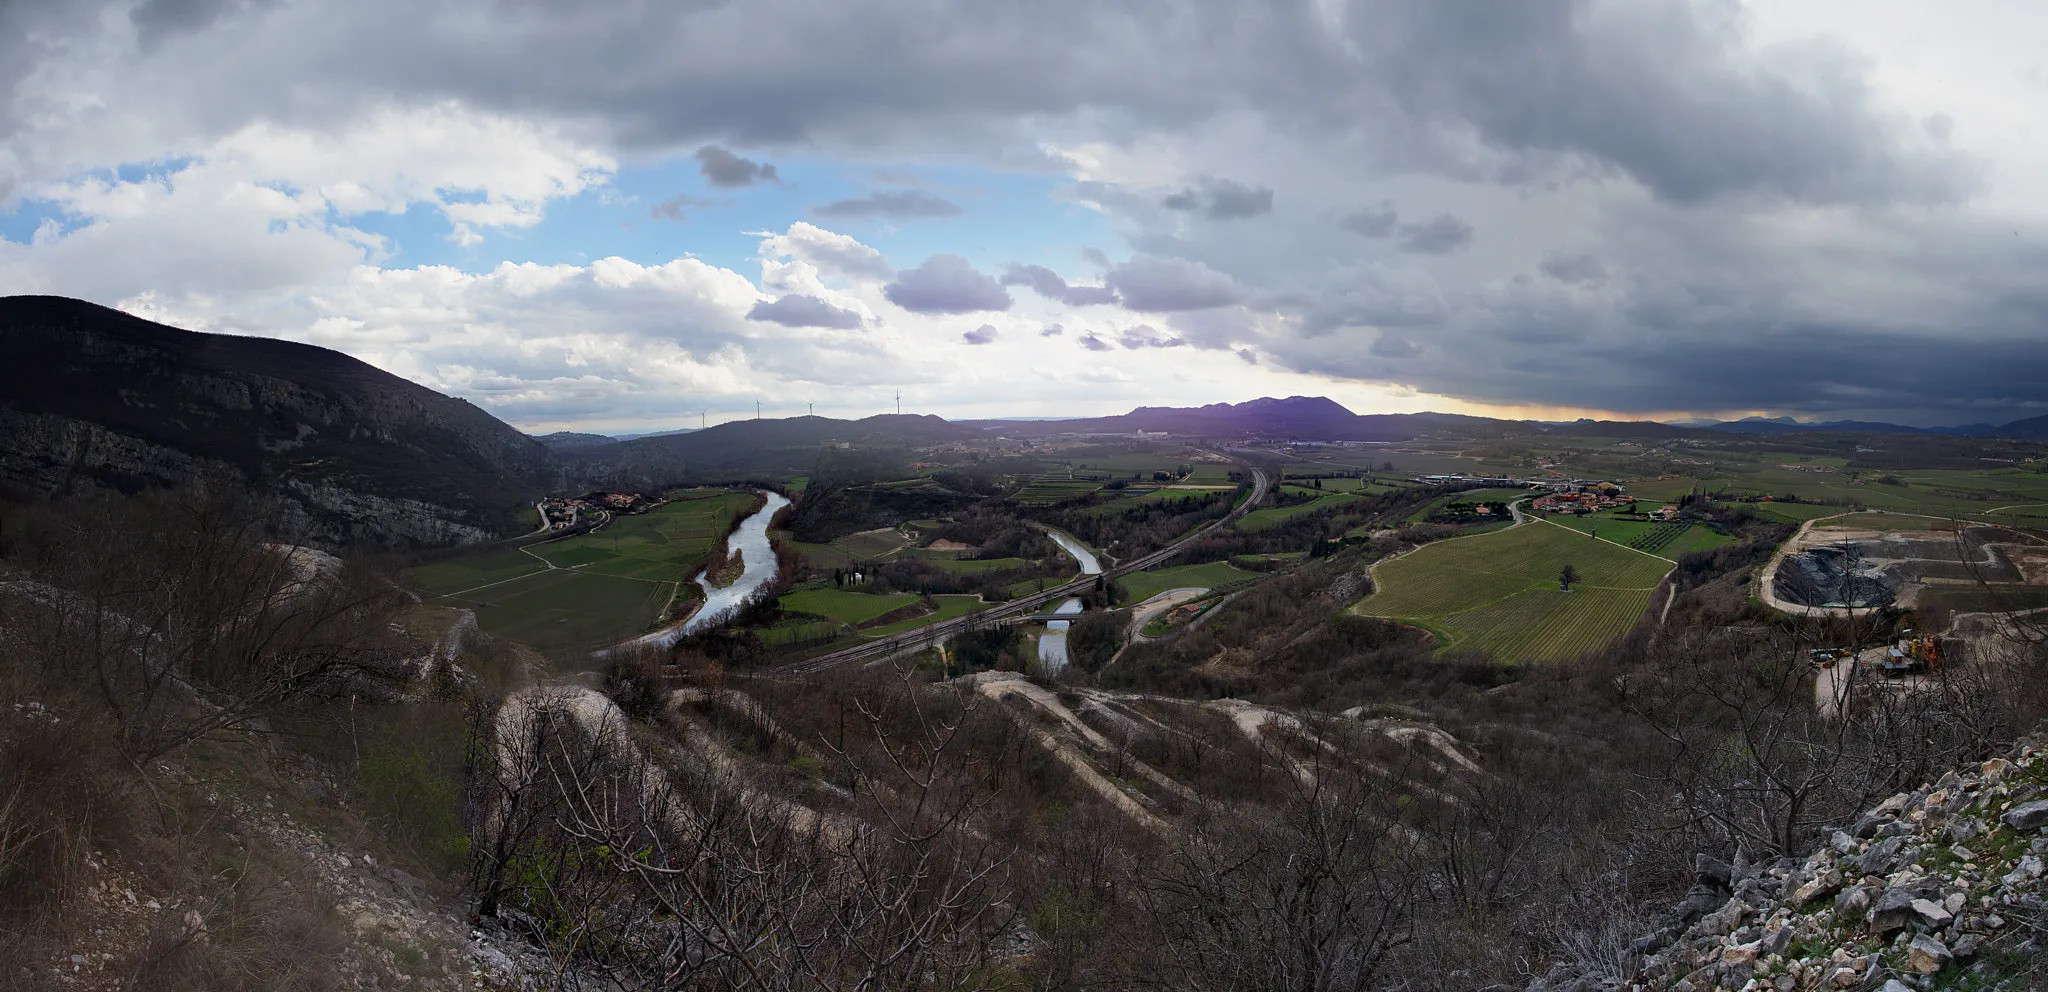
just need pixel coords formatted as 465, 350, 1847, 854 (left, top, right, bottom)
770, 458, 1270, 677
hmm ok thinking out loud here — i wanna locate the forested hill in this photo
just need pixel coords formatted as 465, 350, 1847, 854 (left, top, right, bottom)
0, 295, 556, 546
557, 413, 979, 487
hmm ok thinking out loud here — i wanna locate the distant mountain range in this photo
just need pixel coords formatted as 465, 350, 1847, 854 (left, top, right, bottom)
958, 396, 1519, 441
1670, 414, 2048, 439
0, 295, 556, 546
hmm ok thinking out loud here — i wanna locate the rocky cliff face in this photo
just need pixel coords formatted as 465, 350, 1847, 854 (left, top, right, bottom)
1536, 736, 2048, 991
0, 296, 558, 547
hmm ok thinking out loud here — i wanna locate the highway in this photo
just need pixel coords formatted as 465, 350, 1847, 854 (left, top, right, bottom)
769, 457, 1270, 677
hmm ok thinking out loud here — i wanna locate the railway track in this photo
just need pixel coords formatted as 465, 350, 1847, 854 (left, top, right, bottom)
768, 457, 1269, 677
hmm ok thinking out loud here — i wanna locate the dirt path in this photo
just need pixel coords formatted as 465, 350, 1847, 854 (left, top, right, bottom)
1128, 588, 1210, 642
965, 672, 1172, 833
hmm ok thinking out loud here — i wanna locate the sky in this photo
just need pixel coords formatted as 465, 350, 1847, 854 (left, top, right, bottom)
4, 1, 2048, 432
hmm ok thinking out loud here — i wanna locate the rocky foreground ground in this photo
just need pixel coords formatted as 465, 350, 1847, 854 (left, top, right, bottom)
1537, 736, 2048, 991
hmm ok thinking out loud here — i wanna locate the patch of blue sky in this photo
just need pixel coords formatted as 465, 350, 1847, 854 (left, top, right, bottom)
343, 154, 1117, 282
1, 157, 199, 245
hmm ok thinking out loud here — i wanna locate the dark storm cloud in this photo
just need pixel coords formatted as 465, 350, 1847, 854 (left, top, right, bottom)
1370, 334, 1421, 359
1396, 214, 1473, 254
17, 0, 1971, 213
882, 255, 1012, 313
961, 324, 998, 344
1339, 203, 1400, 237
649, 192, 713, 222
1103, 256, 1243, 312
693, 145, 778, 187
1160, 178, 1273, 219
1349, 1, 1979, 205
1264, 223, 2048, 424
813, 189, 964, 219
1539, 251, 1608, 285
999, 263, 1119, 306
745, 294, 865, 329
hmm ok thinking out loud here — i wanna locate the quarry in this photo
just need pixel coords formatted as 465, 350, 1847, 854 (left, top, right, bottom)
1767, 516, 2035, 612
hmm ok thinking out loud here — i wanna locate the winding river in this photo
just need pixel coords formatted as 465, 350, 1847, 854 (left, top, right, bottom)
606, 490, 790, 653
686, 491, 792, 633
1038, 527, 1103, 676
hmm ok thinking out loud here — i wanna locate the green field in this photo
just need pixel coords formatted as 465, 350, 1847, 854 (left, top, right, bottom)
778, 588, 921, 625
1544, 512, 1737, 556
1237, 491, 1367, 531
863, 595, 985, 636
775, 588, 987, 638
1120, 561, 1258, 603
1354, 521, 1673, 663
405, 489, 757, 652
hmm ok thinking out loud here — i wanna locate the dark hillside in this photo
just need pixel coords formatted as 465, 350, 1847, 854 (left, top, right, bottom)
0, 295, 555, 546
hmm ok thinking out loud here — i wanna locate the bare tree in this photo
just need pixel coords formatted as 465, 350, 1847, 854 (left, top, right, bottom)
3, 480, 407, 761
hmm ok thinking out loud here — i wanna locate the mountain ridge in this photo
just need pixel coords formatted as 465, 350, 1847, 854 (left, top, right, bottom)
0, 295, 556, 546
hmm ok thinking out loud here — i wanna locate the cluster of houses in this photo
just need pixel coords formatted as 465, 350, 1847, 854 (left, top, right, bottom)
540, 491, 654, 527
1529, 482, 1633, 515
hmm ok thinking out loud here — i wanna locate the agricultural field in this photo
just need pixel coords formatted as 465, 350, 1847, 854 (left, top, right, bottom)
775, 588, 986, 638
405, 488, 756, 652
1013, 477, 1103, 505
1120, 561, 1258, 603
778, 588, 921, 625
427, 564, 676, 654
1354, 520, 1673, 663
863, 595, 985, 636
1544, 512, 1737, 556
1237, 491, 1368, 531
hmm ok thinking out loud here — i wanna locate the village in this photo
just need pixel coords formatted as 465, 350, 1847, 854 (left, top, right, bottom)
537, 490, 659, 531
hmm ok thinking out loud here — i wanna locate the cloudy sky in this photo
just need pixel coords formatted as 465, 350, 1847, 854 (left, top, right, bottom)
4, 0, 2047, 431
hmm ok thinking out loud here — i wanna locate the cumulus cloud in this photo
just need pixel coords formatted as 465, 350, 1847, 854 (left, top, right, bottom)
813, 189, 964, 219
757, 222, 894, 281
1116, 325, 1186, 349
999, 263, 1119, 306
1039, 323, 1064, 337
1104, 256, 1243, 311
746, 293, 865, 329
694, 145, 778, 187
1160, 177, 1273, 219
882, 254, 1011, 313
961, 323, 997, 344
1396, 214, 1474, 254
1539, 251, 1608, 285
1077, 332, 1113, 352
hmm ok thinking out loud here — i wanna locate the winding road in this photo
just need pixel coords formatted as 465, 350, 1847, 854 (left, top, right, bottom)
770, 457, 1270, 677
